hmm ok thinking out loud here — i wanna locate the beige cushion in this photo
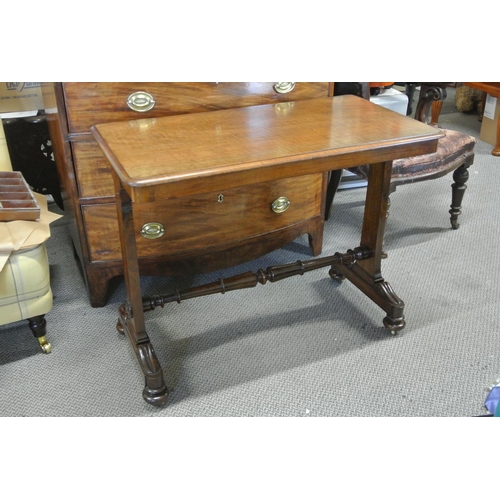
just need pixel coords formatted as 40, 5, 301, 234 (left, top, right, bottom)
0, 243, 53, 325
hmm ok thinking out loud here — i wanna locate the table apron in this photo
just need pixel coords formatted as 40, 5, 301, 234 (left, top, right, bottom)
115, 138, 440, 204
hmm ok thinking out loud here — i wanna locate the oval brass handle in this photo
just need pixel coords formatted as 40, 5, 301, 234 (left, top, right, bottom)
273, 82, 295, 94
127, 91, 156, 112
271, 196, 290, 213
140, 222, 165, 239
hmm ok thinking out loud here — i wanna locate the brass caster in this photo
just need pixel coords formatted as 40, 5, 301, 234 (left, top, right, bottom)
116, 320, 125, 335
329, 268, 345, 282
38, 336, 52, 354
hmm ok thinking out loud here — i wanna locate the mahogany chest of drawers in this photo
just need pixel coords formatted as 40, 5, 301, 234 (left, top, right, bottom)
43, 82, 334, 306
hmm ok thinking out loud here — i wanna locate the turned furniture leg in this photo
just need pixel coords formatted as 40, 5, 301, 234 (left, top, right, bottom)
449, 161, 471, 229
114, 181, 169, 406
27, 315, 52, 354
330, 161, 405, 334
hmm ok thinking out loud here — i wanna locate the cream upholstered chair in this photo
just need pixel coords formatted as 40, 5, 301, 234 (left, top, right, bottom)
0, 244, 53, 353
0, 121, 53, 353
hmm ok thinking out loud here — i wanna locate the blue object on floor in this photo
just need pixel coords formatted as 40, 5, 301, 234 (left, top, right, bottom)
485, 386, 500, 415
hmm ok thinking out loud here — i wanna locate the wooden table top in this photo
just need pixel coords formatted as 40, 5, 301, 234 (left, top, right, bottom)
465, 82, 500, 97
91, 95, 444, 203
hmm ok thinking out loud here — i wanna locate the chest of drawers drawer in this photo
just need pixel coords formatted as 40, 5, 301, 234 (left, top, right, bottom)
72, 141, 114, 198
63, 82, 332, 134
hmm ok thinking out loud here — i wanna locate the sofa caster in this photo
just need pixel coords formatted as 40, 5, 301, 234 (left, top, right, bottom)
37, 335, 52, 354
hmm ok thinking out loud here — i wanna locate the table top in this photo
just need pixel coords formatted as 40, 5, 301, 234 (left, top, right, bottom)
465, 82, 500, 97
91, 95, 443, 203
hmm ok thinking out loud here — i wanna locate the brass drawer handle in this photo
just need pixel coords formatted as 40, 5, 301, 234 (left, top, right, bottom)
127, 91, 156, 112
271, 196, 290, 213
273, 82, 295, 94
140, 222, 165, 239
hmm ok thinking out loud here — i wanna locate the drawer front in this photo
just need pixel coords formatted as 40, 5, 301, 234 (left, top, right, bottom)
82, 203, 121, 261
63, 82, 332, 134
82, 173, 324, 262
73, 140, 115, 199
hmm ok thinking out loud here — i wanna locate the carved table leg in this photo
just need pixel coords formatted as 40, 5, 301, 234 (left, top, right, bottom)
331, 161, 405, 334
114, 181, 169, 406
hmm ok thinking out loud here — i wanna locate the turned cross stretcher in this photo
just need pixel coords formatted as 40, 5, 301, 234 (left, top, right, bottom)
91, 95, 444, 406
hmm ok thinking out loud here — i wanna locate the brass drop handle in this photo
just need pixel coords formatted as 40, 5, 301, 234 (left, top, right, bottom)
273, 82, 295, 94
271, 196, 290, 213
127, 91, 156, 112
140, 222, 165, 239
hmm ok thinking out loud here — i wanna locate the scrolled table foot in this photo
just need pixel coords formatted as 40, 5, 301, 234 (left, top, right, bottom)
137, 343, 170, 406
383, 315, 406, 335
331, 259, 406, 333
143, 383, 169, 406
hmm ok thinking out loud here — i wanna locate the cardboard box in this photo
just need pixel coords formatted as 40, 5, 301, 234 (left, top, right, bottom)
0, 82, 44, 113
480, 94, 500, 147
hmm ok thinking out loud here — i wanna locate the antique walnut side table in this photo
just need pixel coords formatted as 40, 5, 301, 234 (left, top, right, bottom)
91, 95, 444, 406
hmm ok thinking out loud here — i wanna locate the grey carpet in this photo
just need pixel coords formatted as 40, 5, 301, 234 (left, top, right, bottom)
1, 88, 499, 417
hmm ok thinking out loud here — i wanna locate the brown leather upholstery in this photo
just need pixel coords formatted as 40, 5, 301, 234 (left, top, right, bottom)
325, 126, 476, 229
348, 128, 476, 184
326, 83, 477, 230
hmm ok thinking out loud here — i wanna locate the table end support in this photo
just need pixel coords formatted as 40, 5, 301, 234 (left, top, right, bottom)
117, 309, 170, 406
330, 260, 405, 334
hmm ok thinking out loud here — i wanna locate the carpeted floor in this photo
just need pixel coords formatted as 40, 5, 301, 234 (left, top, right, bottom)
1, 86, 499, 417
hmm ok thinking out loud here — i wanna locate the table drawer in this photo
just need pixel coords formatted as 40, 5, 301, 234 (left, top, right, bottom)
63, 82, 332, 134
82, 173, 324, 262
